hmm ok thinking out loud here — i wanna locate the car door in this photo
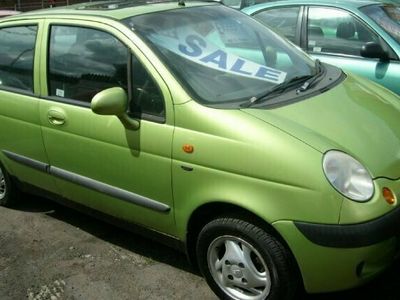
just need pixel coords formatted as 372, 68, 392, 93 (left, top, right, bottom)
304, 6, 400, 94
38, 19, 175, 234
0, 19, 58, 194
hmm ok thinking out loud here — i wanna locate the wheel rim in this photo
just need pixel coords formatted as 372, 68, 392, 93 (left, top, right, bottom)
207, 235, 271, 300
0, 167, 6, 200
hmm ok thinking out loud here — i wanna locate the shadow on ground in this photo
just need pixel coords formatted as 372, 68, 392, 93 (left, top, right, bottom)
12, 195, 195, 274
12, 195, 400, 300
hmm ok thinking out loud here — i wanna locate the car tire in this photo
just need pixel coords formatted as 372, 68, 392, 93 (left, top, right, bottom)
0, 163, 19, 207
196, 217, 298, 300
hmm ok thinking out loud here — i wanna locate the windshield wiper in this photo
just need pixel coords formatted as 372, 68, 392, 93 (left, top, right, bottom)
296, 59, 325, 93
241, 75, 312, 108
241, 59, 326, 108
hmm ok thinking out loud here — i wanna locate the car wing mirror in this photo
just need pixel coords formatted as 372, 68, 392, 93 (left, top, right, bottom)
91, 87, 140, 130
360, 42, 389, 61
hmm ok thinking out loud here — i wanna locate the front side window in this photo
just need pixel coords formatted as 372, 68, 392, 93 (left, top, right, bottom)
0, 25, 37, 92
130, 55, 165, 120
360, 4, 400, 44
123, 5, 315, 106
48, 26, 128, 103
253, 7, 300, 43
307, 7, 379, 56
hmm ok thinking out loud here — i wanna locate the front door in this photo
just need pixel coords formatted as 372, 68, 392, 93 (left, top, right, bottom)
38, 20, 175, 233
306, 6, 400, 94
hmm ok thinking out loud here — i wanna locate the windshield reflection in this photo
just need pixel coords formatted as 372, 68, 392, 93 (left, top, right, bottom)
123, 5, 315, 105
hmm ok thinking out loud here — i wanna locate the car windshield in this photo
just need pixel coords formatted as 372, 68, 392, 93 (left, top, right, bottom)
123, 5, 315, 105
360, 4, 400, 43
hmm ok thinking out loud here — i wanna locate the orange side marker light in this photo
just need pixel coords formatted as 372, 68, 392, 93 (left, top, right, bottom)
183, 144, 194, 154
382, 187, 396, 205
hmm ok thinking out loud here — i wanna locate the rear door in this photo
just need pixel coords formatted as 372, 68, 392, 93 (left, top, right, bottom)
0, 19, 58, 194
38, 18, 176, 234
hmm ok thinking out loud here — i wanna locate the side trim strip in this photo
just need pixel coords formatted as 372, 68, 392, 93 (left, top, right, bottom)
49, 166, 170, 213
2, 150, 170, 213
2, 150, 49, 172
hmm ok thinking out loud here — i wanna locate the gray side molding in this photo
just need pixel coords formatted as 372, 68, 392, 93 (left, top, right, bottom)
2, 150, 49, 172
2, 150, 170, 213
49, 166, 170, 212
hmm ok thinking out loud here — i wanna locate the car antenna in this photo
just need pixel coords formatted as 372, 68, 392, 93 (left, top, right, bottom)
178, 0, 185, 6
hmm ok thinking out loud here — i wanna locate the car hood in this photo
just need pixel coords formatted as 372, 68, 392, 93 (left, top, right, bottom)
241, 74, 400, 179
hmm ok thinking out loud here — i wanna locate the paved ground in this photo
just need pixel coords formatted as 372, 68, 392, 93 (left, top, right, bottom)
0, 194, 399, 300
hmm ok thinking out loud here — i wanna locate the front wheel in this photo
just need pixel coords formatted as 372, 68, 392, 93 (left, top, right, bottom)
196, 218, 297, 300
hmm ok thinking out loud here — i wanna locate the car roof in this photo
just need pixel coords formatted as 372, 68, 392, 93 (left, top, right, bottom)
5, 0, 216, 21
243, 0, 396, 12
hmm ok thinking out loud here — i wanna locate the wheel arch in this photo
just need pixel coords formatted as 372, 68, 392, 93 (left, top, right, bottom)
185, 201, 303, 288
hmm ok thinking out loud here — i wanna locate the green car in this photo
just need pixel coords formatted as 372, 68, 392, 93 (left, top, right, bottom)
243, 0, 400, 95
0, 1, 400, 299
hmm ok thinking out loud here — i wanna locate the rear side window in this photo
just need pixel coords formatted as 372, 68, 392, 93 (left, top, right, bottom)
253, 7, 300, 43
0, 25, 37, 92
48, 26, 128, 103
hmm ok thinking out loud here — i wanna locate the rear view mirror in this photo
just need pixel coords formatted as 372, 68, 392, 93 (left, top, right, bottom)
361, 42, 389, 61
91, 87, 140, 130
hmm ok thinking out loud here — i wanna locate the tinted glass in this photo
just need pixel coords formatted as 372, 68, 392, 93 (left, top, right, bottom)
253, 7, 300, 42
307, 7, 379, 56
124, 6, 315, 105
0, 26, 37, 92
130, 55, 165, 120
48, 26, 128, 103
361, 4, 400, 43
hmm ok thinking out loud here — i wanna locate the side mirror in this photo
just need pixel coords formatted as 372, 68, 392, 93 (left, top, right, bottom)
91, 87, 140, 130
360, 42, 389, 61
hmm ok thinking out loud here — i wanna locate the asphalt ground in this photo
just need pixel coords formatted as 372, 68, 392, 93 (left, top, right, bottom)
0, 194, 399, 300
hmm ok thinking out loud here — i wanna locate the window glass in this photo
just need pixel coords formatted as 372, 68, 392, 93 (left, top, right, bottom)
360, 4, 400, 44
130, 55, 165, 119
124, 6, 315, 105
0, 26, 37, 92
253, 7, 300, 42
307, 7, 379, 56
48, 26, 128, 103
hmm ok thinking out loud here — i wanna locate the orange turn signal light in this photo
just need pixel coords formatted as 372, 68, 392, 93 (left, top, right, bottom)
382, 187, 396, 205
182, 144, 194, 154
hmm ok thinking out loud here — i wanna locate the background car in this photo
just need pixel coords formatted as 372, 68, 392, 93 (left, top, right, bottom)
243, 0, 400, 94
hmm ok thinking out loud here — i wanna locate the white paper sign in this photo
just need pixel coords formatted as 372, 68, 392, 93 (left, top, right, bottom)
149, 33, 287, 84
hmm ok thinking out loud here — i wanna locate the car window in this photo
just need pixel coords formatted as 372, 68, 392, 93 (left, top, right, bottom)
0, 25, 37, 92
253, 7, 300, 43
125, 6, 315, 105
129, 55, 165, 120
48, 26, 129, 103
360, 4, 400, 44
307, 7, 380, 56
223, 0, 274, 9
48, 25, 164, 119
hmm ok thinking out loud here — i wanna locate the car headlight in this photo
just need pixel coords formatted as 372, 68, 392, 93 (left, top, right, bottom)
322, 150, 374, 202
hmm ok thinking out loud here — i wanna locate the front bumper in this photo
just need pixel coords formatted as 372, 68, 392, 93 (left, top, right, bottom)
272, 174, 400, 293
273, 219, 399, 293
294, 204, 400, 248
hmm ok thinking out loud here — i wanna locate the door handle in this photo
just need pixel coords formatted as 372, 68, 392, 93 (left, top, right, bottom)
47, 109, 66, 126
